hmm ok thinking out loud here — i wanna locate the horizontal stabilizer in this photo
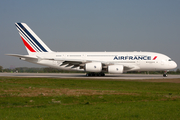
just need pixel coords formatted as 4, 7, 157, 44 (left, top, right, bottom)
6, 54, 37, 59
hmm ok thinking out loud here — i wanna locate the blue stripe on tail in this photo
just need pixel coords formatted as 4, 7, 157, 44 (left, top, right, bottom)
17, 23, 48, 52
16, 24, 41, 52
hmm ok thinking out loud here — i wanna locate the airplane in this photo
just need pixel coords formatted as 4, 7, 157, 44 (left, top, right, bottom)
7, 23, 177, 77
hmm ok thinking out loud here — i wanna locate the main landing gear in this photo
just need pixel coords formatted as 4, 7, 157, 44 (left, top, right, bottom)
86, 72, 105, 77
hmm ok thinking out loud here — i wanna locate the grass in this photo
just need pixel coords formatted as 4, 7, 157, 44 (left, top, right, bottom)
0, 77, 180, 119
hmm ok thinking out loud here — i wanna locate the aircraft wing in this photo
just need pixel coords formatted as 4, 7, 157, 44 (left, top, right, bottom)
41, 57, 139, 70
6, 55, 138, 71
41, 57, 93, 68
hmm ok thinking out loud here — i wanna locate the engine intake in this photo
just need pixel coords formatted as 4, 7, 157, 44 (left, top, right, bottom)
85, 62, 102, 72
108, 65, 123, 74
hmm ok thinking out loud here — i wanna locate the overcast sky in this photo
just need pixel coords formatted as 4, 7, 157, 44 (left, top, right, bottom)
0, 0, 180, 69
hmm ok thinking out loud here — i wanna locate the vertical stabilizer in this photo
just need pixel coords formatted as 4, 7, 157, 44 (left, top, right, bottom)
15, 23, 52, 54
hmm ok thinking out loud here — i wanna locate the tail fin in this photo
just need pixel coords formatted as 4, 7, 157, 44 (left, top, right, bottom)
15, 23, 52, 54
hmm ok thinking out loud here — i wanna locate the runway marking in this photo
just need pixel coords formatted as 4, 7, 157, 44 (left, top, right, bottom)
0, 73, 180, 80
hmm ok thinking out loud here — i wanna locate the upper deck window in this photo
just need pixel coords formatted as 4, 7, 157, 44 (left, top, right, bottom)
87, 55, 116, 57
56, 55, 61, 57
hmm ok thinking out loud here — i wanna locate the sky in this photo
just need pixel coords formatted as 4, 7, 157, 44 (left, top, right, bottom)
0, 0, 180, 69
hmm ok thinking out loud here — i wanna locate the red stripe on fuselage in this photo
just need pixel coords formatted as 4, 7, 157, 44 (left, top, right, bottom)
153, 56, 157, 60
20, 36, 36, 52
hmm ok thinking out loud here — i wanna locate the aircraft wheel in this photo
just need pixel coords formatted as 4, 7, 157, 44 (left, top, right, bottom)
97, 73, 100, 76
101, 73, 105, 76
86, 73, 94, 77
163, 74, 167, 77
89, 73, 92, 76
86, 73, 92, 76
86, 72, 105, 77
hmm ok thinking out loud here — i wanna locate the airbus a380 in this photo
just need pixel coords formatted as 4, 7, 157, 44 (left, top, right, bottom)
7, 23, 177, 77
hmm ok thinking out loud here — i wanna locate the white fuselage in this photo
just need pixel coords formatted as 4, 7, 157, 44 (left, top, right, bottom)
27, 51, 177, 73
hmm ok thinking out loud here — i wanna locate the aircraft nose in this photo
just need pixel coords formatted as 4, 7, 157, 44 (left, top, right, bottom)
171, 61, 177, 69
173, 61, 177, 68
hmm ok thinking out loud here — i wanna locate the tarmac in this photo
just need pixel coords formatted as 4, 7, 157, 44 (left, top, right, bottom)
0, 73, 180, 79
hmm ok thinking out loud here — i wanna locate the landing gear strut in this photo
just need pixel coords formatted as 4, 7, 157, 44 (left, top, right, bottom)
86, 72, 105, 77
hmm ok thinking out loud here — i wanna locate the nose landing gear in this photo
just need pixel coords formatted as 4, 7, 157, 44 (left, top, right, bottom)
163, 74, 167, 77
163, 71, 168, 77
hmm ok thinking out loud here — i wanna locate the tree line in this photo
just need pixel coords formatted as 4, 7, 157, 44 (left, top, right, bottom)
0, 66, 180, 74
0, 66, 83, 73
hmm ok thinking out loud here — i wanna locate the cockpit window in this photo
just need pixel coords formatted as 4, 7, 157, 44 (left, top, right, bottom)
168, 59, 172, 61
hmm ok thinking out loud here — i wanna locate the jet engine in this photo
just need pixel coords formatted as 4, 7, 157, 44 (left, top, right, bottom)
85, 62, 102, 72
108, 65, 123, 74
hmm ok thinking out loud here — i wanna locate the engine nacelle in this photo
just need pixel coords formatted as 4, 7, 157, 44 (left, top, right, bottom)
108, 65, 123, 74
85, 62, 102, 72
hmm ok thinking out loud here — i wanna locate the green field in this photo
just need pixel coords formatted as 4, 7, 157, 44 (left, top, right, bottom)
0, 77, 180, 120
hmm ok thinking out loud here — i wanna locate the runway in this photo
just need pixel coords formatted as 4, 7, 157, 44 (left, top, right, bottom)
0, 73, 180, 79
